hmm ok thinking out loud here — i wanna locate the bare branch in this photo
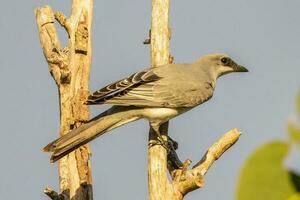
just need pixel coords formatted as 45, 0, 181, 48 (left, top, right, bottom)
36, 1, 94, 199
147, 0, 171, 199
173, 129, 241, 196
193, 128, 241, 172
54, 12, 71, 36
36, 6, 67, 85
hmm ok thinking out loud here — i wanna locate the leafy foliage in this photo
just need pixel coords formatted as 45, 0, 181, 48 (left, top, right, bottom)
288, 193, 300, 200
237, 93, 300, 200
236, 142, 298, 200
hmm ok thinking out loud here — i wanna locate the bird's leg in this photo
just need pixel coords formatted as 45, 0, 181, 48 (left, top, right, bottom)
149, 122, 170, 151
148, 122, 183, 170
148, 123, 179, 153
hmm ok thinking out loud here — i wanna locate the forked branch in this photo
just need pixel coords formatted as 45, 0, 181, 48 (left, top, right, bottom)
36, 1, 93, 199
171, 129, 241, 198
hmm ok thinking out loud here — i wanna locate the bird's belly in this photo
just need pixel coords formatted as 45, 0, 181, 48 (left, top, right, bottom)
142, 107, 189, 123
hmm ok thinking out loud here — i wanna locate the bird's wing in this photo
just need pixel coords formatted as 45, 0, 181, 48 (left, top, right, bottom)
87, 69, 160, 105
101, 74, 214, 108
88, 64, 214, 107
100, 81, 158, 106
102, 81, 214, 107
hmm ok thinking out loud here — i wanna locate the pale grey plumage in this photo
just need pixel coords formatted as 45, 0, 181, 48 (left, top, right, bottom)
44, 53, 248, 162
89, 64, 214, 107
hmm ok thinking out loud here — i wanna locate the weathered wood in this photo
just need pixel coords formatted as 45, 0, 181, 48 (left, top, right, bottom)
147, 0, 172, 199
172, 129, 241, 198
36, 1, 94, 199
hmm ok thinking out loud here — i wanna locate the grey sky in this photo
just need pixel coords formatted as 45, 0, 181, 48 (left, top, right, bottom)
1, 0, 300, 199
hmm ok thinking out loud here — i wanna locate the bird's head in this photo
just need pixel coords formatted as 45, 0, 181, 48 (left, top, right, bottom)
197, 53, 248, 79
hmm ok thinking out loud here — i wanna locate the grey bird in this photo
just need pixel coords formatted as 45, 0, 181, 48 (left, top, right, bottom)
44, 53, 248, 163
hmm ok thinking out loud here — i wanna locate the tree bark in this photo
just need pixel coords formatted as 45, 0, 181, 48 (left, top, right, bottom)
147, 0, 172, 199
36, 1, 93, 199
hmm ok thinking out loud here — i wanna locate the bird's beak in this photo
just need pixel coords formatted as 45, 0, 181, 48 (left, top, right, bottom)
234, 65, 249, 72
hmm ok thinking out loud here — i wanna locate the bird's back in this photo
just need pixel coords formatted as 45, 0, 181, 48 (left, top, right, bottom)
151, 63, 215, 107
88, 63, 215, 108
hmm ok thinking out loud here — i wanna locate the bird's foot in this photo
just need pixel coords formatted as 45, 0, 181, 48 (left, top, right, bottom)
148, 135, 169, 150
148, 135, 178, 153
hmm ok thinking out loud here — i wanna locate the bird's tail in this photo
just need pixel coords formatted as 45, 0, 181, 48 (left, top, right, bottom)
43, 106, 143, 163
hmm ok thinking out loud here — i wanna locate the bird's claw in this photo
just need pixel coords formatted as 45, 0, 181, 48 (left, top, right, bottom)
148, 135, 169, 150
148, 135, 178, 153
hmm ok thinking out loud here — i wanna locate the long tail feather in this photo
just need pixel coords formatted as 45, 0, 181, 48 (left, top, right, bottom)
44, 106, 143, 163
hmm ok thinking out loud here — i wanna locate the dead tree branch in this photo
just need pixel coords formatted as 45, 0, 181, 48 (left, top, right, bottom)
36, 1, 94, 199
147, 0, 172, 199
171, 129, 241, 198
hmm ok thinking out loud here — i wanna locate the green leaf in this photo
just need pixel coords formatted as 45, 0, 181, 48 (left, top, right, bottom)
288, 121, 300, 146
288, 193, 300, 200
236, 141, 298, 200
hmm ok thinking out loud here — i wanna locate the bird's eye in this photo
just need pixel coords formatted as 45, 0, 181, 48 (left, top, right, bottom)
221, 57, 230, 65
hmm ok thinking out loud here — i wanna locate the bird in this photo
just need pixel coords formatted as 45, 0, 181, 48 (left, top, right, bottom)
44, 53, 248, 163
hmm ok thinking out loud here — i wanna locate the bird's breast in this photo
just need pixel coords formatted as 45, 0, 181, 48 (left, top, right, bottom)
142, 107, 190, 123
